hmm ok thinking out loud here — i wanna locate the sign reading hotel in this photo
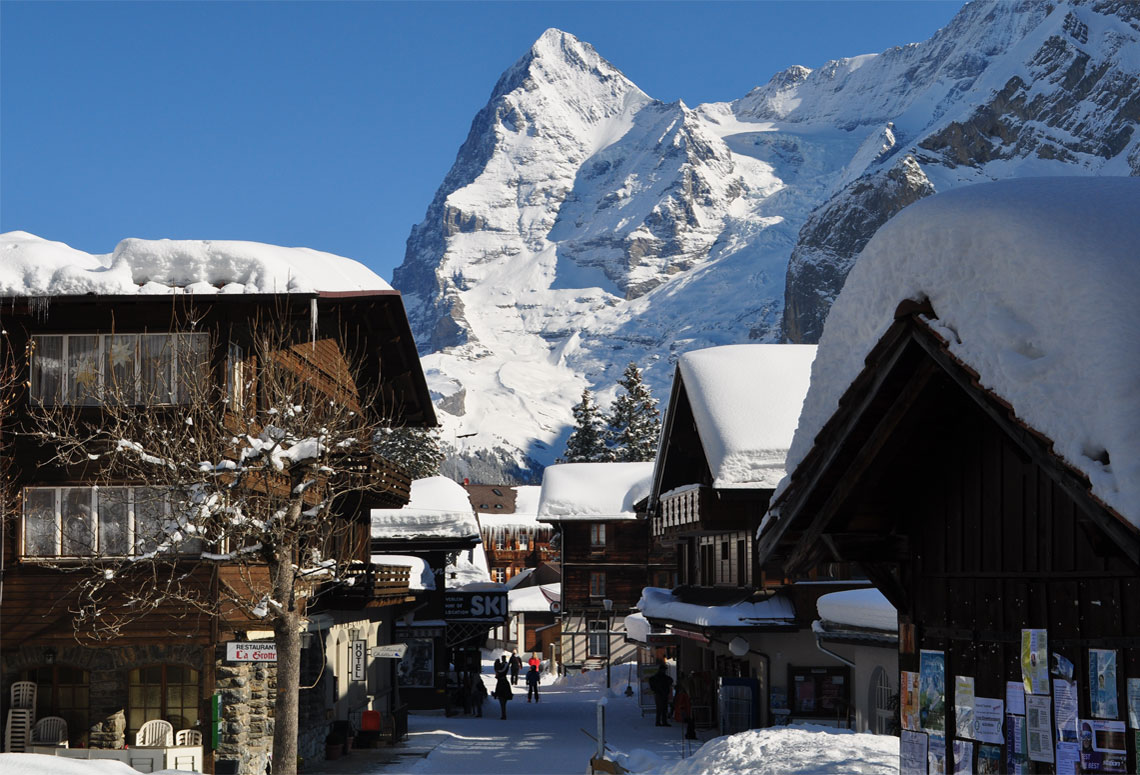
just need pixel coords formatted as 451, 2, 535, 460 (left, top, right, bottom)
443, 591, 508, 622
226, 642, 278, 663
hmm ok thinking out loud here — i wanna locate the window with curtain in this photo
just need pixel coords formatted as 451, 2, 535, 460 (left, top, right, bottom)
128, 664, 200, 737
590, 524, 606, 548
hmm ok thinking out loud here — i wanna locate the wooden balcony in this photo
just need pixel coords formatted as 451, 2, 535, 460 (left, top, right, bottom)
315, 561, 413, 610
653, 486, 752, 538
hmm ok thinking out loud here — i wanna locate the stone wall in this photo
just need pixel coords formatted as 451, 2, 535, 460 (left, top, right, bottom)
214, 654, 274, 775
297, 637, 333, 768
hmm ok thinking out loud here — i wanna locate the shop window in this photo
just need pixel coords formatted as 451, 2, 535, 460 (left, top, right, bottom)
128, 664, 200, 737
22, 664, 90, 746
788, 665, 850, 721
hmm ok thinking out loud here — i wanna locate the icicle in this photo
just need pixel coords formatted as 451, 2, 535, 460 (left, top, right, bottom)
310, 297, 317, 350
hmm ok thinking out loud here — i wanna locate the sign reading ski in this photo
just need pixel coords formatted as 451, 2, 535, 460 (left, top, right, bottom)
444, 591, 508, 622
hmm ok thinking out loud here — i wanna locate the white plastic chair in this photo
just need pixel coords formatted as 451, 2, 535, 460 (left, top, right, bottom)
175, 728, 202, 746
4, 708, 33, 753
10, 680, 37, 712
135, 718, 173, 747
32, 715, 68, 746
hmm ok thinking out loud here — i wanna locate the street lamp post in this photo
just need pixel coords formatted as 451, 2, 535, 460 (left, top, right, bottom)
603, 598, 614, 689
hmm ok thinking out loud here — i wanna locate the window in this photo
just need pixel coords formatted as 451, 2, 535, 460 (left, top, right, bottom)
30, 333, 210, 406
589, 571, 606, 598
128, 664, 200, 737
590, 524, 606, 548
869, 666, 895, 734
23, 665, 89, 746
494, 529, 505, 550
737, 539, 748, 587
721, 542, 729, 561
588, 620, 609, 658
518, 531, 529, 551
22, 486, 202, 558
493, 568, 505, 583
226, 342, 245, 409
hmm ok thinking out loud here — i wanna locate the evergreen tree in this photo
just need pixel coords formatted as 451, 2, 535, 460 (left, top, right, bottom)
561, 388, 609, 462
375, 425, 444, 479
605, 362, 661, 462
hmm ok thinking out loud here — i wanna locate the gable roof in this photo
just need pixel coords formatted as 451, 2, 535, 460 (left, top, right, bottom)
773, 177, 1140, 532
537, 462, 653, 521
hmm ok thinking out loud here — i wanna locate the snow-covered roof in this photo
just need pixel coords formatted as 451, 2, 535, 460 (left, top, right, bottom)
445, 543, 495, 590
623, 611, 652, 644
371, 554, 435, 591
537, 462, 654, 520
676, 344, 817, 489
371, 476, 481, 540
815, 588, 897, 632
508, 582, 560, 613
637, 586, 795, 629
775, 177, 1140, 531
0, 231, 392, 296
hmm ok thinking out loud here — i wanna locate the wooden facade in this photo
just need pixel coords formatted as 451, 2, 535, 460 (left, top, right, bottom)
759, 313, 1140, 773
466, 484, 556, 584
0, 291, 433, 770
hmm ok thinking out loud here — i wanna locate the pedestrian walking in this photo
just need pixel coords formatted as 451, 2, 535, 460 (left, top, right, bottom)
469, 674, 488, 717
494, 675, 513, 719
493, 655, 508, 680
648, 662, 674, 727
525, 663, 540, 702
528, 652, 541, 670
509, 651, 522, 685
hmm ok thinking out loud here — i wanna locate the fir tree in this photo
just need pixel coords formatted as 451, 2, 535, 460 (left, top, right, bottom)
605, 362, 661, 462
561, 388, 609, 462
375, 425, 444, 479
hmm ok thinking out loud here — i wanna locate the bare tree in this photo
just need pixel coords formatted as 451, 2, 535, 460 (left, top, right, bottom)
21, 310, 407, 775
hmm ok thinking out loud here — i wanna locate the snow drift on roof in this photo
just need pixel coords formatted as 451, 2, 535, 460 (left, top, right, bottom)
775, 177, 1140, 531
638, 586, 795, 628
372, 476, 480, 539
678, 344, 817, 489
537, 462, 654, 520
815, 588, 897, 632
0, 231, 391, 295
371, 554, 435, 591
446, 543, 495, 590
509, 583, 560, 613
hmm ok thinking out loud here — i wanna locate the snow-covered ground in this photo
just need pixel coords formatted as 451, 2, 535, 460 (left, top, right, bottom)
357, 651, 898, 775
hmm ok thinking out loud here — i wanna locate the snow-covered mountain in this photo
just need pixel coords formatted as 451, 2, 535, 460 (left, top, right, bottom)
394, 1, 1140, 483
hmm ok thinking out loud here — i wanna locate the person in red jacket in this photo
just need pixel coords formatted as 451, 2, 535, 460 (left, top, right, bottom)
528, 652, 541, 670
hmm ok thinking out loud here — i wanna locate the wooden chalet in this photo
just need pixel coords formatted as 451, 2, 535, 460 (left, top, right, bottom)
641, 344, 890, 734
757, 179, 1140, 773
465, 484, 555, 584
0, 287, 434, 772
536, 462, 660, 676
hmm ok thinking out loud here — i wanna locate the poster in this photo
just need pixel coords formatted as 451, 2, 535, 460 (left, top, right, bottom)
973, 697, 1004, 744
900, 730, 929, 775
396, 638, 434, 687
1055, 741, 1080, 774
976, 744, 1002, 774
1005, 714, 1029, 775
1089, 649, 1118, 719
902, 670, 921, 732
928, 734, 947, 775
1054, 678, 1078, 743
952, 740, 973, 775
955, 675, 976, 739
1006, 680, 1026, 715
1079, 718, 1127, 773
1021, 629, 1049, 695
1127, 678, 1140, 729
1026, 694, 1054, 763
920, 650, 947, 734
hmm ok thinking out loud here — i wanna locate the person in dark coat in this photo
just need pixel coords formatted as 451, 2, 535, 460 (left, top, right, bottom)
494, 675, 513, 719
525, 664, 540, 702
493, 655, 508, 680
509, 651, 523, 685
469, 674, 488, 717
648, 663, 674, 727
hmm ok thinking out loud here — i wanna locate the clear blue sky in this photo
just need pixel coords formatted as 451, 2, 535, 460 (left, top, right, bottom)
1, 1, 963, 282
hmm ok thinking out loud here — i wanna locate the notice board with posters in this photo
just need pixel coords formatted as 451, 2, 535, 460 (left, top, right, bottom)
788, 665, 851, 720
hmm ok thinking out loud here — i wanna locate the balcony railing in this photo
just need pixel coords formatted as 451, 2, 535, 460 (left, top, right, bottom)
316, 561, 411, 609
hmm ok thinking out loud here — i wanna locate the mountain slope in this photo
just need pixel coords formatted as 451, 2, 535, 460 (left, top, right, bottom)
393, 2, 1140, 483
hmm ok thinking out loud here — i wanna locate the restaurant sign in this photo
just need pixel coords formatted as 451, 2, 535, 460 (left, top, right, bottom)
225, 642, 278, 662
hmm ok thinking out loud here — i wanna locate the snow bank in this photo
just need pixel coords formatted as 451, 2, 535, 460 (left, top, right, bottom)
538, 462, 654, 520
646, 725, 898, 775
372, 476, 481, 539
0, 754, 144, 775
775, 177, 1140, 530
677, 344, 816, 489
816, 588, 896, 632
0, 231, 391, 295
638, 587, 794, 628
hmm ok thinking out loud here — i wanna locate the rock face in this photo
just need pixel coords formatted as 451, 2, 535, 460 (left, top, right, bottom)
394, 2, 1140, 482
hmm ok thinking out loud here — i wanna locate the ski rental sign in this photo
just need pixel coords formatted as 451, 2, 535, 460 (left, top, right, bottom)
443, 591, 508, 622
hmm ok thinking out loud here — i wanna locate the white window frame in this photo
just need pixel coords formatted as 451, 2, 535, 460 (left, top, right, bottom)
30, 332, 209, 406
588, 620, 609, 658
